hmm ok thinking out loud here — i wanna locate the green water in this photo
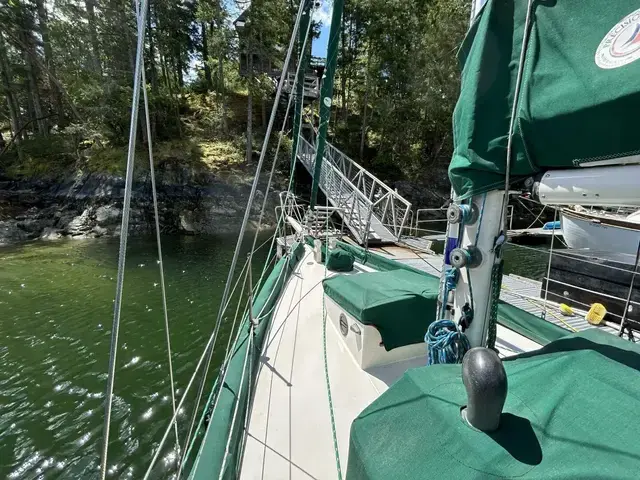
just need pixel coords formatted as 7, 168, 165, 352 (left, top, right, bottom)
0, 234, 270, 479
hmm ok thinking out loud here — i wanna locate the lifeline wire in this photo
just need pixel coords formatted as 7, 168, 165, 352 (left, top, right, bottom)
247, 8, 315, 280
147, 3, 309, 473
181, 21, 317, 463
179, 0, 308, 460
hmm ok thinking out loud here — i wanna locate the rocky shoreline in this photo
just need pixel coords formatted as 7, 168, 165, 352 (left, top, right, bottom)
0, 167, 279, 246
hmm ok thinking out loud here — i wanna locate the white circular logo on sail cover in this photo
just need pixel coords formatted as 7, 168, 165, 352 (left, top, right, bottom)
595, 8, 640, 69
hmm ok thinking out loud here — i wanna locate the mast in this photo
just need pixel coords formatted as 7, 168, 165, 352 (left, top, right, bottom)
290, 0, 313, 174
443, 0, 640, 349
440, 0, 502, 349
310, 0, 345, 209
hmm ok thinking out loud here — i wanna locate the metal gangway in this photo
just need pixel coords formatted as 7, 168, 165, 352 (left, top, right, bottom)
282, 72, 320, 99
296, 136, 412, 245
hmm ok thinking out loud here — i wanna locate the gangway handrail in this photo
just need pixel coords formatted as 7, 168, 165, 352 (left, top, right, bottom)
297, 135, 411, 243
325, 142, 411, 208
298, 137, 374, 209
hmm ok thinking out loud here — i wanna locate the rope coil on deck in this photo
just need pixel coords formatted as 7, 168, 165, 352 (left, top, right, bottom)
426, 320, 471, 365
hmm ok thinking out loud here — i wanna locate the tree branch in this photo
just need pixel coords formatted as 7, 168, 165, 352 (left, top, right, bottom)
4, 30, 83, 123
0, 113, 58, 158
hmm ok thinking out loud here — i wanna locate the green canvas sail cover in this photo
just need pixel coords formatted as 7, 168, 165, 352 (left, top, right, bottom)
449, 1, 640, 199
347, 329, 640, 479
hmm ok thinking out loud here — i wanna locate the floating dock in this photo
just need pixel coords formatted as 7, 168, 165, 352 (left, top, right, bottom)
401, 227, 564, 248
369, 244, 621, 338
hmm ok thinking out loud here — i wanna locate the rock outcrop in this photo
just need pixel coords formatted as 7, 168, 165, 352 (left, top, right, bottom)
0, 165, 280, 245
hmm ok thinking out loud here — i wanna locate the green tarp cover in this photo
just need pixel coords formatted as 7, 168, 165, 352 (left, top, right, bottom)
323, 269, 439, 351
497, 301, 568, 346
303, 236, 355, 271
326, 247, 355, 272
450, 1, 640, 199
336, 240, 445, 277
348, 328, 640, 479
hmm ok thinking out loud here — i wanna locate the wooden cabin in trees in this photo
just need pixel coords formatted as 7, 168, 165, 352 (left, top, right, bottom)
234, 9, 322, 100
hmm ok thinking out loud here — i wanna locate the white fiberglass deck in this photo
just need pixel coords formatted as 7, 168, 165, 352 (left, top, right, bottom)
239, 246, 541, 479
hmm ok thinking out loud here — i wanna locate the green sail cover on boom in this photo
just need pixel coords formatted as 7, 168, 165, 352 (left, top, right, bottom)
449, 1, 640, 199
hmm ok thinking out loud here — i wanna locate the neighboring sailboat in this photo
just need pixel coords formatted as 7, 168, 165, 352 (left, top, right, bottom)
99, 0, 640, 479
561, 206, 640, 255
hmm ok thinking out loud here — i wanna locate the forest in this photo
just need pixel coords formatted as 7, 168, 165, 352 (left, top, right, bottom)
0, 0, 468, 202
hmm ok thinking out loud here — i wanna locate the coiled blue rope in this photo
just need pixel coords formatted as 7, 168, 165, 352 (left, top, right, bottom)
426, 319, 471, 365
441, 267, 459, 306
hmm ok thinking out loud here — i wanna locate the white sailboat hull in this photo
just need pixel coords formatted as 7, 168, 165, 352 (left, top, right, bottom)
561, 210, 640, 256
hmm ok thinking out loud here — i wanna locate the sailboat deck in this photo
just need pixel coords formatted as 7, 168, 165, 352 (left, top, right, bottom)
240, 247, 380, 479
240, 245, 541, 479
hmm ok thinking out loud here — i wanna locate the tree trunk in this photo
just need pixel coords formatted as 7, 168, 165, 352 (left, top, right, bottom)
85, 0, 102, 76
176, 52, 184, 89
35, 0, 65, 127
360, 52, 371, 161
125, 23, 147, 145
17, 24, 47, 137
261, 98, 266, 128
340, 13, 348, 121
359, 95, 368, 160
347, 18, 355, 120
201, 22, 212, 90
160, 51, 169, 88
246, 50, 253, 163
168, 55, 177, 89
218, 46, 227, 133
147, 9, 158, 139
0, 34, 23, 161
147, 9, 159, 95
139, 88, 148, 145
155, 7, 169, 88
165, 56, 182, 138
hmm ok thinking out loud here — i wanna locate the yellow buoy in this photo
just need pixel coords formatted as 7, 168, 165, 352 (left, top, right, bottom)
586, 303, 607, 325
559, 303, 574, 316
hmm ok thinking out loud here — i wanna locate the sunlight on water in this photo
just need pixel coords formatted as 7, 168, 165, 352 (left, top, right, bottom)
0, 234, 270, 478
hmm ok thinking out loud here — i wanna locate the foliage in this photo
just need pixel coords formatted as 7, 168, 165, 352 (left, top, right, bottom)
0, 0, 295, 179
333, 0, 469, 184
0, 0, 470, 202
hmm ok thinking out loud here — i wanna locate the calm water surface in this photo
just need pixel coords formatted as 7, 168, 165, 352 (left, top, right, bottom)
0, 234, 269, 479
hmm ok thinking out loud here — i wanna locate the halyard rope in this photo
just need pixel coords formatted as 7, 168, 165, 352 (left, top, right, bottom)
100, 0, 149, 476
426, 320, 471, 365
135, 0, 180, 458
489, 0, 535, 350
